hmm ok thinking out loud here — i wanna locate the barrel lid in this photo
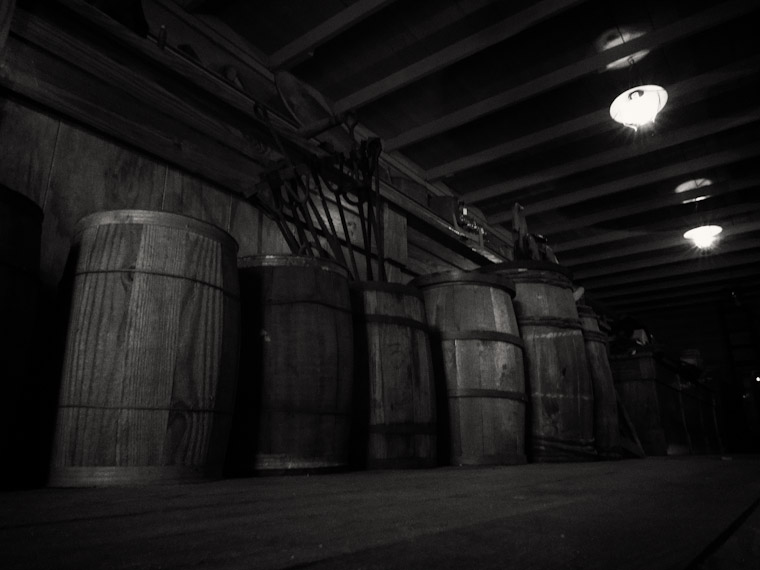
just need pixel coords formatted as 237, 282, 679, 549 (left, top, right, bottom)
350, 280, 424, 300
411, 270, 516, 297
0, 183, 43, 222
238, 254, 350, 279
74, 209, 238, 251
479, 260, 574, 281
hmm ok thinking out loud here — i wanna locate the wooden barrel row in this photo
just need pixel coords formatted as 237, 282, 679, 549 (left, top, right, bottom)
40, 206, 624, 485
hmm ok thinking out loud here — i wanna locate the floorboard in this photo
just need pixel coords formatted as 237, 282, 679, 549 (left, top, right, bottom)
1, 456, 759, 569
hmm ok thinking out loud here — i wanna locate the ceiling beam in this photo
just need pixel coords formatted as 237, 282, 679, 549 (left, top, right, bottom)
552, 202, 759, 255
384, 0, 758, 151
467, 108, 760, 204
426, 55, 760, 180
579, 250, 760, 290
333, 0, 585, 114
488, 141, 760, 223
532, 178, 760, 237
603, 280, 760, 308
269, 0, 399, 70
573, 238, 760, 280
562, 219, 760, 266
589, 264, 760, 300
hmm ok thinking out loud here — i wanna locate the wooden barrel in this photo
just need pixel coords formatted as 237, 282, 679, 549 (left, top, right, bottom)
577, 305, 621, 459
480, 261, 595, 462
1, 185, 42, 487
350, 282, 436, 469
232, 255, 353, 473
609, 348, 691, 456
49, 210, 240, 486
412, 271, 526, 466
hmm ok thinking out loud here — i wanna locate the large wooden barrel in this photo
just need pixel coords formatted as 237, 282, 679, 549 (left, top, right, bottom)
609, 347, 690, 456
412, 271, 526, 466
350, 282, 436, 469
49, 210, 240, 486
577, 304, 621, 459
232, 255, 353, 473
480, 261, 595, 462
1, 185, 42, 487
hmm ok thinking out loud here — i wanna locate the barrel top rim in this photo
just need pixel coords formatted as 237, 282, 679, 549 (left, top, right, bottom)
74, 209, 238, 251
0, 184, 43, 221
411, 270, 516, 296
238, 254, 350, 278
479, 260, 574, 280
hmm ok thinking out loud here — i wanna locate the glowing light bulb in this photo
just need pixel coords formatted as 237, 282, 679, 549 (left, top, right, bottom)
610, 85, 668, 130
683, 225, 722, 249
675, 178, 712, 193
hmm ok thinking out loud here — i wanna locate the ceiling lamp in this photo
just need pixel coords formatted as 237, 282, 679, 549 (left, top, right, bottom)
683, 225, 722, 249
595, 28, 650, 71
610, 85, 668, 130
675, 178, 712, 193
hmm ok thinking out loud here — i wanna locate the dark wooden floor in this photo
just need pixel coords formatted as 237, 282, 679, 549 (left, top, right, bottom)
1, 456, 759, 570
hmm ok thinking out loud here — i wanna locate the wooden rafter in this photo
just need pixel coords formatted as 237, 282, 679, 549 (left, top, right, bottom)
531, 178, 760, 237
426, 55, 760, 180
467, 109, 760, 204
270, 0, 399, 70
573, 238, 760, 280
606, 280, 760, 309
487, 142, 760, 223
384, 0, 759, 151
590, 265, 760, 299
333, 0, 586, 114
561, 219, 760, 266
579, 250, 760, 290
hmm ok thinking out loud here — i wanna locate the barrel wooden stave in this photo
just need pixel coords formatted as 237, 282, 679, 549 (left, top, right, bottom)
351, 283, 436, 469
577, 306, 621, 459
413, 272, 526, 466
234, 256, 353, 473
483, 263, 595, 462
50, 211, 240, 486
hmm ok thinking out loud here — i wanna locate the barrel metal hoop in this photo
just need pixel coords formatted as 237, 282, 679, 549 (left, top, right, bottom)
75, 209, 238, 252
448, 388, 527, 403
239, 254, 349, 279
74, 268, 240, 299
435, 330, 524, 349
518, 317, 582, 330
357, 314, 428, 332
412, 270, 516, 297
264, 299, 352, 314
367, 422, 437, 435
510, 275, 574, 290
350, 281, 424, 300
582, 330, 608, 343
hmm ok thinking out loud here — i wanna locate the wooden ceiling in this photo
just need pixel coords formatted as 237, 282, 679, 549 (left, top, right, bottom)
180, 0, 760, 316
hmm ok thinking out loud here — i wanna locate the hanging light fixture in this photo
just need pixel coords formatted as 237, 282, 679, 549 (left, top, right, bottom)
683, 225, 722, 249
609, 85, 668, 130
595, 28, 651, 71
674, 178, 712, 193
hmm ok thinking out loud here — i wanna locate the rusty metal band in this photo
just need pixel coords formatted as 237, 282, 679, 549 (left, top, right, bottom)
411, 270, 516, 297
582, 330, 609, 344
517, 317, 582, 330
238, 254, 350, 279
448, 388, 527, 403
350, 281, 425, 300
74, 209, 238, 252
436, 330, 524, 349
357, 314, 428, 332
264, 299, 352, 314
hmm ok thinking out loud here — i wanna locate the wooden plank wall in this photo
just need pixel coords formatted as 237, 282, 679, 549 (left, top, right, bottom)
0, 96, 291, 291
